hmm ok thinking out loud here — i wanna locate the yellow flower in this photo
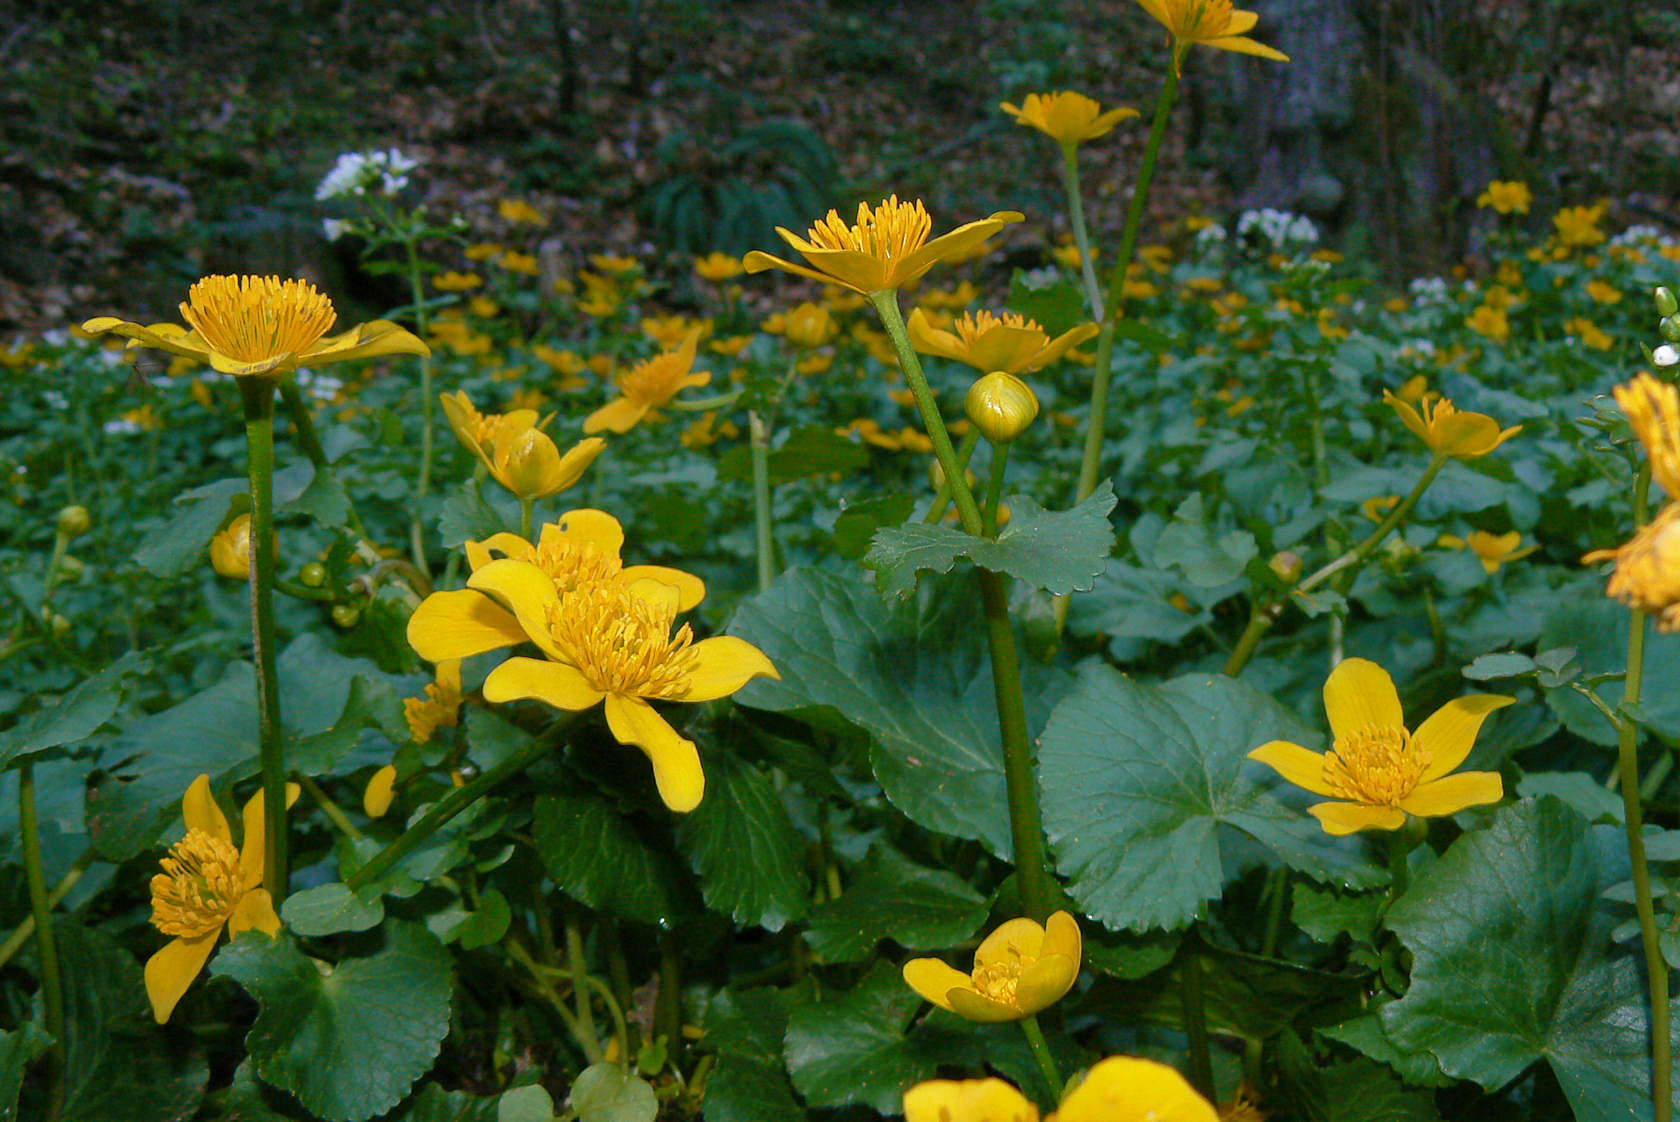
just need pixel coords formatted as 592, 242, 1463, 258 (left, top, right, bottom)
1552, 204, 1605, 247
999, 91, 1140, 148
1585, 503, 1680, 632
1475, 180, 1532, 215
146, 774, 298, 1022
1248, 658, 1511, 835
1565, 316, 1614, 352
82, 275, 428, 380
1586, 278, 1623, 304
589, 253, 640, 275
1437, 530, 1537, 574
1133, 0, 1289, 70
783, 302, 838, 348
904, 1079, 1039, 1122
1383, 390, 1520, 459
1465, 304, 1509, 343
709, 335, 753, 358
405, 658, 464, 744
434, 271, 485, 292
1613, 373, 1680, 498
642, 314, 708, 350
908, 307, 1099, 374
1051, 1056, 1218, 1122
902, 911, 1081, 1023
919, 281, 982, 310
439, 391, 604, 501
576, 271, 623, 317
210, 514, 253, 579
693, 252, 744, 281
455, 561, 775, 811
464, 242, 504, 262
498, 198, 548, 226
584, 331, 709, 435
499, 251, 541, 276
744, 196, 1023, 296
1393, 374, 1430, 405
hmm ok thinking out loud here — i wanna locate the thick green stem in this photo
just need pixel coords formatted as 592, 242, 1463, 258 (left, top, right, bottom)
519, 495, 534, 542
19, 763, 65, 1112
406, 236, 435, 573
749, 410, 776, 593
655, 933, 682, 1050
346, 731, 555, 890
983, 446, 1010, 539
922, 430, 981, 525
240, 378, 289, 898
1616, 467, 1671, 1122
0, 851, 91, 972
1060, 145, 1103, 320
1019, 1013, 1063, 1103
1180, 938, 1215, 1102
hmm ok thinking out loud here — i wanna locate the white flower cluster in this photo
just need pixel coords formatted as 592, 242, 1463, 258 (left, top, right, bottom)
1406, 276, 1452, 304
1235, 208, 1320, 252
1609, 224, 1676, 250
315, 148, 419, 202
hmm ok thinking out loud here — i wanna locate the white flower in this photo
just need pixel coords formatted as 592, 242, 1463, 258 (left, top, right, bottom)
315, 148, 420, 201
323, 218, 350, 242
1656, 345, 1680, 369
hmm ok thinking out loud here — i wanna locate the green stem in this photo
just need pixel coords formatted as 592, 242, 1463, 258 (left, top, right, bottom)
505, 937, 594, 1059
19, 763, 65, 1113
277, 382, 399, 574
406, 235, 434, 573
565, 914, 601, 1062
601, 916, 640, 1054
1616, 467, 1671, 1122
670, 389, 743, 412
240, 377, 288, 898
0, 851, 91, 972
1019, 1013, 1063, 1104
1243, 868, 1291, 1082
346, 731, 556, 890
922, 430, 981, 524
1060, 145, 1103, 320
295, 773, 363, 842
519, 495, 534, 542
655, 932, 682, 1050
1180, 938, 1215, 1102
983, 446, 1010, 539
749, 410, 776, 593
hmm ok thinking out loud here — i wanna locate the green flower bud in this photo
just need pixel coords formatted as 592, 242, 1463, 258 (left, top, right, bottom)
1268, 550, 1303, 584
964, 371, 1039, 445
299, 561, 327, 587
56, 505, 91, 538
42, 606, 70, 636
331, 603, 361, 629
1657, 286, 1679, 319
1660, 315, 1680, 344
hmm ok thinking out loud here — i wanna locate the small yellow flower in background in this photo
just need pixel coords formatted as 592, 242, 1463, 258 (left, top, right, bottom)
909, 308, 1099, 374
83, 275, 428, 380
904, 1079, 1039, 1122
1140, 244, 1175, 272
1438, 530, 1537, 573
405, 658, 464, 744
576, 271, 623, 317
497, 198, 547, 226
589, 253, 640, 275
363, 765, 399, 818
499, 251, 541, 276
693, 252, 744, 281
1393, 374, 1430, 405
532, 344, 589, 377
464, 242, 504, 262
1361, 494, 1400, 523
1383, 390, 1520, 459
439, 390, 605, 501
1051, 242, 1093, 269
1585, 504, 1680, 632
1466, 304, 1510, 343
146, 774, 299, 1023
1248, 657, 1511, 835
434, 271, 485, 292
797, 352, 835, 376
903, 911, 1081, 1023
584, 331, 709, 435
782, 302, 837, 348
210, 514, 253, 579
1476, 180, 1533, 215
1552, 204, 1606, 248
744, 195, 1023, 296
999, 90, 1140, 148
1565, 316, 1614, 352
1586, 278, 1623, 304
919, 281, 982, 311
1494, 260, 1525, 288
1052, 1056, 1218, 1122
681, 411, 740, 449
709, 334, 753, 358
468, 296, 501, 320
641, 314, 708, 350
1133, 0, 1289, 70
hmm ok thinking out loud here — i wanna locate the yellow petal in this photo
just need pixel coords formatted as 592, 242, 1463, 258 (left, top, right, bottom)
483, 657, 606, 711
1309, 801, 1407, 835
1322, 658, 1404, 742
898, 213, 1024, 288
742, 249, 857, 289
975, 917, 1046, 968
1054, 1055, 1217, 1122
1383, 390, 1432, 447
785, 247, 892, 295
303, 319, 431, 366
902, 957, 973, 1012
678, 636, 780, 701
81, 318, 213, 364
907, 307, 966, 362
467, 559, 565, 660
239, 782, 300, 889
182, 773, 231, 843
1222, 8, 1260, 34
604, 694, 704, 812
406, 588, 528, 662
1247, 740, 1336, 796
1207, 34, 1290, 62
145, 931, 221, 1023
549, 508, 626, 556
583, 396, 650, 435
227, 887, 282, 938
1412, 693, 1514, 781
466, 531, 535, 571
947, 986, 1030, 1023
1399, 771, 1504, 818
364, 764, 398, 818
904, 1078, 1039, 1122
1030, 322, 1101, 371
1014, 951, 1078, 1013
1042, 909, 1082, 962
621, 565, 706, 612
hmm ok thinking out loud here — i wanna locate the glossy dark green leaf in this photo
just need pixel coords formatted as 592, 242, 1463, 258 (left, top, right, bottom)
863, 482, 1116, 599
701, 985, 805, 1122
676, 752, 809, 932
211, 923, 452, 1122
833, 494, 917, 560
0, 650, 146, 768
531, 792, 698, 925
569, 1063, 657, 1122
133, 476, 246, 578
0, 1023, 53, 1119
1292, 883, 1385, 945
1151, 494, 1258, 588
281, 882, 386, 936
1540, 588, 1680, 746
1039, 665, 1384, 932
437, 478, 510, 548
804, 844, 989, 962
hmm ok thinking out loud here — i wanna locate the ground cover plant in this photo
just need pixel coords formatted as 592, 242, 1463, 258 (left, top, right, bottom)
5, 3, 1680, 1121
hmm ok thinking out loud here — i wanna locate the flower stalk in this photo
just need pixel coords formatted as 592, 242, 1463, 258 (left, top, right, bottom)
19, 762, 65, 1112
1179, 940, 1215, 1102
1060, 145, 1103, 321
1019, 1013, 1063, 1102
240, 377, 289, 896
750, 409, 777, 593
404, 234, 436, 573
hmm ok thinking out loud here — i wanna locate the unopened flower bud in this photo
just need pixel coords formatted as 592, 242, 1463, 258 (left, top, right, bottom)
1269, 550, 1303, 583
56, 505, 91, 538
42, 605, 70, 636
299, 561, 327, 587
331, 603, 361, 629
964, 372, 1039, 445
209, 514, 252, 579
1657, 286, 1679, 319
1656, 344, 1680, 369
1661, 316, 1680, 344
54, 554, 85, 583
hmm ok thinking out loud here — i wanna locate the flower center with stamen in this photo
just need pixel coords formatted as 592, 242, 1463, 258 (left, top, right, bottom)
179, 275, 337, 364
150, 828, 246, 938
1321, 723, 1431, 805
616, 352, 691, 408
971, 949, 1034, 1006
544, 582, 699, 698
405, 679, 463, 744
520, 539, 624, 596
806, 196, 932, 263
1182, 0, 1235, 35
953, 310, 1043, 346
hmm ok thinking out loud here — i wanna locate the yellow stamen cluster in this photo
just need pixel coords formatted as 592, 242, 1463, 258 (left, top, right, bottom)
972, 958, 1025, 1004
179, 275, 336, 365
806, 196, 932, 263
150, 829, 246, 938
1322, 724, 1432, 805
544, 583, 698, 698
518, 538, 624, 595
404, 679, 463, 744
617, 351, 696, 407
952, 310, 1042, 344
